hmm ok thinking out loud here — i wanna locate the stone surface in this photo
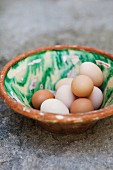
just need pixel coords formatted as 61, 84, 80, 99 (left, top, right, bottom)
0, 0, 113, 169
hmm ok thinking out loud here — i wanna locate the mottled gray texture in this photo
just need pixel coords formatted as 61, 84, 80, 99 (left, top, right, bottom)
0, 0, 113, 170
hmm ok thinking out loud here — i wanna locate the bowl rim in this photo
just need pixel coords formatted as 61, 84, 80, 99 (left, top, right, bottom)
0, 45, 113, 123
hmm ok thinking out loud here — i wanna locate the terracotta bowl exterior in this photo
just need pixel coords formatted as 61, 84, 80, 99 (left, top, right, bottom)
0, 45, 113, 134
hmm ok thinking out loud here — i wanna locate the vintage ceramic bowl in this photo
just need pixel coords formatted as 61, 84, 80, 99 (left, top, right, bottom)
0, 45, 113, 134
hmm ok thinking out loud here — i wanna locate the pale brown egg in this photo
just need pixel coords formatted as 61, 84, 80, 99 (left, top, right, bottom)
70, 98, 94, 113
79, 62, 104, 87
55, 85, 76, 108
56, 78, 73, 91
71, 75, 94, 97
32, 90, 55, 109
88, 86, 103, 109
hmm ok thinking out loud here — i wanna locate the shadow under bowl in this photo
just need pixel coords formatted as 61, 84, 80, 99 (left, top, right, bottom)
0, 45, 113, 134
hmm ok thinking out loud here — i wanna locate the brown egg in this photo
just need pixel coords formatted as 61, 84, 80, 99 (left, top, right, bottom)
70, 98, 94, 113
32, 90, 55, 109
71, 75, 94, 97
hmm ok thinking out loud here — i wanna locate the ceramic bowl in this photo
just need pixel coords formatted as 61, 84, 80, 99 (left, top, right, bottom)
0, 45, 113, 134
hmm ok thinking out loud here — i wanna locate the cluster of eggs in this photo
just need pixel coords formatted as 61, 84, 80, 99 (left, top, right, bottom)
32, 62, 104, 115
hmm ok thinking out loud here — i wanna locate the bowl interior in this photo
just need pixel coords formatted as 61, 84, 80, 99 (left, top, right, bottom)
4, 49, 113, 109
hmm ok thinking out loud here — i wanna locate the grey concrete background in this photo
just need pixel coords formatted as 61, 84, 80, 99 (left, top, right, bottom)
0, 0, 113, 169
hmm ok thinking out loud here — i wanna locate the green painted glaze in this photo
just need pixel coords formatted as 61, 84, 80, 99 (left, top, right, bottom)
4, 49, 113, 108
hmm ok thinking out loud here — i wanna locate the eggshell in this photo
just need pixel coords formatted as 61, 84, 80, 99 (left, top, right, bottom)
88, 86, 103, 109
32, 90, 55, 109
71, 75, 94, 97
49, 90, 56, 96
70, 98, 94, 113
40, 99, 69, 114
56, 78, 73, 90
55, 85, 76, 108
79, 62, 104, 87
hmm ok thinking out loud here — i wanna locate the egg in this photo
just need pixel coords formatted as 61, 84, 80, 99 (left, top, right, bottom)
40, 99, 69, 114
70, 98, 94, 113
56, 78, 73, 90
79, 62, 104, 87
32, 90, 55, 109
88, 86, 103, 109
49, 90, 56, 96
71, 75, 94, 97
55, 85, 76, 108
